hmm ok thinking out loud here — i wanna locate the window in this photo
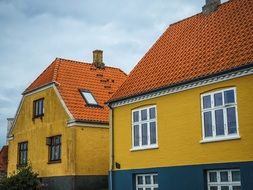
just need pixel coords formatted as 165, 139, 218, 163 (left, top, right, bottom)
207, 169, 241, 190
201, 88, 239, 142
80, 90, 98, 106
132, 106, 157, 150
136, 174, 158, 190
33, 98, 44, 118
47, 135, 61, 162
18, 142, 28, 166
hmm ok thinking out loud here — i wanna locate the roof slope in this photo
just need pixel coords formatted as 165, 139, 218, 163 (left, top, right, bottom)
24, 58, 127, 123
110, 0, 253, 102
0, 146, 8, 172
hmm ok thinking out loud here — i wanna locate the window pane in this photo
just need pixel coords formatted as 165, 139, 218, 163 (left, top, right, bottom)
137, 176, 143, 185
204, 112, 213, 137
209, 172, 217, 182
142, 124, 148, 145
232, 171, 241, 182
221, 186, 229, 190
137, 188, 143, 190
214, 93, 223, 107
210, 186, 218, 190
149, 107, 156, 119
134, 125, 140, 146
133, 111, 139, 122
141, 109, 147, 121
145, 176, 151, 184
227, 107, 237, 134
215, 109, 225, 136
220, 171, 228, 182
153, 175, 158, 184
224, 90, 235, 104
233, 186, 241, 190
203, 95, 211, 109
82, 91, 98, 105
150, 122, 156, 144
146, 188, 151, 190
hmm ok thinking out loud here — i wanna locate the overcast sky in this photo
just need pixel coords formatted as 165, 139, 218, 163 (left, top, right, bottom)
0, 0, 218, 147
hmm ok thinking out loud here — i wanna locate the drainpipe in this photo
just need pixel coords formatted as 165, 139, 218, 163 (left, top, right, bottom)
108, 105, 114, 190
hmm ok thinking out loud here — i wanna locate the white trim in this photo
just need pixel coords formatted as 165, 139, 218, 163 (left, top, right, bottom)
130, 144, 159, 152
23, 83, 55, 96
110, 67, 253, 108
53, 85, 74, 120
200, 135, 240, 143
67, 120, 109, 128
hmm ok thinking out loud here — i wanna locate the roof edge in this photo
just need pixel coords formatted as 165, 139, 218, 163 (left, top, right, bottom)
108, 63, 253, 105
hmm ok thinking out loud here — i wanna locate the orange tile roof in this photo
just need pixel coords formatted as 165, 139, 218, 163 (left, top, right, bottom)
24, 58, 127, 123
110, 0, 253, 102
0, 146, 8, 172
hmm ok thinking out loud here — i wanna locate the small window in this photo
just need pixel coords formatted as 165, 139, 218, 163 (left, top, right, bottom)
80, 90, 98, 105
207, 169, 241, 190
201, 88, 239, 142
136, 174, 158, 190
132, 106, 157, 150
33, 98, 44, 118
18, 142, 28, 166
47, 135, 61, 162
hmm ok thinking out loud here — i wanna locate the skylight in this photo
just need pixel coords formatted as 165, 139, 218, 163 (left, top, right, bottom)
81, 91, 98, 105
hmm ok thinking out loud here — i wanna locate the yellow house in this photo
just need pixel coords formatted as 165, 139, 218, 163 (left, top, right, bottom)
7, 50, 127, 190
108, 0, 253, 190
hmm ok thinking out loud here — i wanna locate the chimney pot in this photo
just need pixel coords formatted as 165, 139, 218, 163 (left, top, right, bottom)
202, 0, 221, 15
92, 50, 105, 68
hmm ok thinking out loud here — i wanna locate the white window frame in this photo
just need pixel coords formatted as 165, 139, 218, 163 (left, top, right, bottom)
131, 105, 158, 151
80, 90, 98, 105
207, 169, 241, 190
136, 173, 158, 190
200, 87, 240, 143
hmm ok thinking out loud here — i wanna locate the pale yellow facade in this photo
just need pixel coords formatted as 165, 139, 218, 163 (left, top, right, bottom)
8, 87, 109, 177
112, 75, 253, 170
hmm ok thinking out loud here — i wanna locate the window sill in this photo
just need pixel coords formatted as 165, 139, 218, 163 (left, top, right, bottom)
47, 160, 61, 164
200, 135, 241, 144
130, 145, 159, 152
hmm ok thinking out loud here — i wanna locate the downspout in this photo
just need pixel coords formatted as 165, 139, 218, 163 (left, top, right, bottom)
109, 105, 114, 190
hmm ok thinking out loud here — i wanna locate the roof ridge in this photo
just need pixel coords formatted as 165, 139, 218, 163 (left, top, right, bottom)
52, 58, 61, 82
170, 0, 231, 27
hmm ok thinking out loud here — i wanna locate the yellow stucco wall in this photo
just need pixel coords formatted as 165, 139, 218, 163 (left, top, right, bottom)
8, 87, 109, 177
112, 75, 253, 170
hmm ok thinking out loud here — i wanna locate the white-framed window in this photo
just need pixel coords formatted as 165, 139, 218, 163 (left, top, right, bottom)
207, 169, 241, 190
136, 174, 158, 190
132, 105, 158, 150
201, 88, 239, 142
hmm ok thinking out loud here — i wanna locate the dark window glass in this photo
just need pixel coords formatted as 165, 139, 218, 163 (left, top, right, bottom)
203, 95, 211, 109
214, 93, 223, 106
220, 171, 229, 182
149, 107, 156, 119
141, 109, 147, 121
48, 135, 61, 162
227, 107, 237, 134
18, 142, 28, 166
134, 125, 140, 146
215, 109, 225, 136
141, 124, 148, 145
150, 122, 156, 144
204, 112, 213, 137
224, 90, 235, 104
133, 111, 139, 122
232, 171, 241, 182
209, 172, 217, 182
33, 98, 44, 118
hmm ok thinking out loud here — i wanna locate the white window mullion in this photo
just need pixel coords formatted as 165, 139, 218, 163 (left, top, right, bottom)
212, 109, 216, 137
223, 107, 228, 136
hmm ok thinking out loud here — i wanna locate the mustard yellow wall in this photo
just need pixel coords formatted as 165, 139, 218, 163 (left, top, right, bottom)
113, 75, 253, 170
8, 87, 109, 177
75, 126, 109, 175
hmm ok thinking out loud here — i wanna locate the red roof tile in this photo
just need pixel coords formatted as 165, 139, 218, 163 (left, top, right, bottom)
0, 146, 8, 172
110, 0, 253, 102
24, 58, 127, 123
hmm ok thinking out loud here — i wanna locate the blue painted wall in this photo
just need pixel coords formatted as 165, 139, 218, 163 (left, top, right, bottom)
110, 161, 253, 190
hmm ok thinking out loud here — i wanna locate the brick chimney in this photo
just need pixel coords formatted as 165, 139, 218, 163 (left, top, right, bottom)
93, 50, 105, 69
202, 0, 221, 15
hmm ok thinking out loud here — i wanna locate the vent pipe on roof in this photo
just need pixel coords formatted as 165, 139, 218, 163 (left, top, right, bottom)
202, 0, 221, 15
93, 49, 105, 69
